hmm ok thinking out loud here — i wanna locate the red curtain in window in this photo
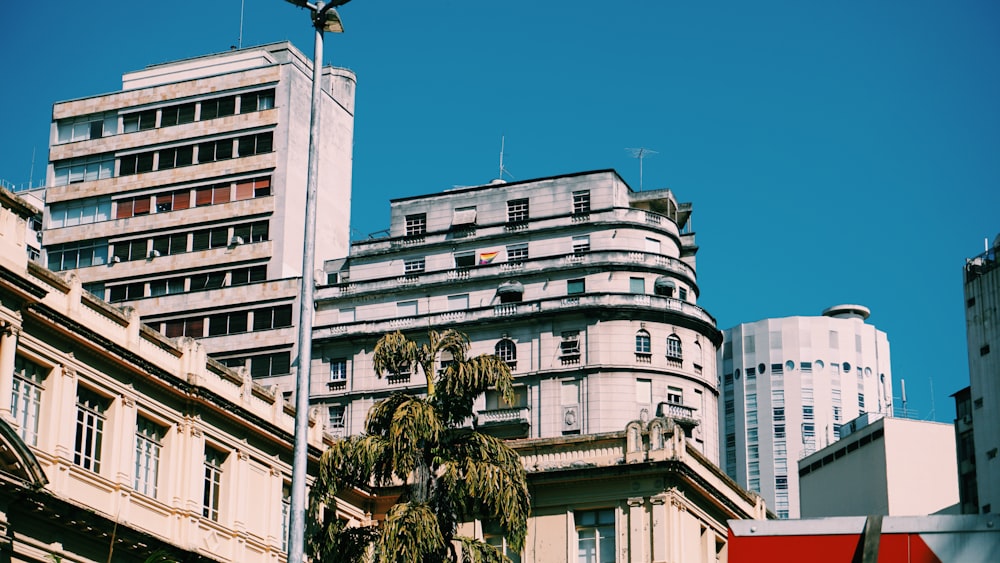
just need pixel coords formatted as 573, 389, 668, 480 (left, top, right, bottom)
174, 191, 191, 210
116, 200, 134, 219
133, 198, 151, 215
213, 185, 231, 204
195, 188, 213, 206
235, 181, 254, 201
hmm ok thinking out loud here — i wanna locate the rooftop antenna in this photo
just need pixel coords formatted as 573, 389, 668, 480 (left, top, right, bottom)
626, 147, 657, 191
900, 378, 907, 418
28, 147, 36, 189
236, 0, 246, 49
498, 135, 513, 181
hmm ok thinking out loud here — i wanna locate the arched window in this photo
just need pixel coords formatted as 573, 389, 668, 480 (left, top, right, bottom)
666, 334, 682, 360
635, 330, 651, 354
495, 339, 517, 369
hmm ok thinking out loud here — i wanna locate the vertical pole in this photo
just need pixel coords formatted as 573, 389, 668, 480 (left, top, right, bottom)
288, 6, 326, 562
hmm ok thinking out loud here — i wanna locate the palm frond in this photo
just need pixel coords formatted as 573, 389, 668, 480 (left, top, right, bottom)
455, 536, 511, 563
366, 395, 443, 480
374, 503, 446, 563
435, 354, 514, 424
373, 331, 418, 377
307, 514, 380, 563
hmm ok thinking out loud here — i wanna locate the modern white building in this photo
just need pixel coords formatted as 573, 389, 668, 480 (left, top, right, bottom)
798, 414, 959, 517
310, 169, 724, 463
41, 42, 356, 395
719, 304, 894, 518
953, 234, 1000, 515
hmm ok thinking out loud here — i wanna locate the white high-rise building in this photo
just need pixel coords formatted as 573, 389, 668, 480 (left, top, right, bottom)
719, 304, 893, 518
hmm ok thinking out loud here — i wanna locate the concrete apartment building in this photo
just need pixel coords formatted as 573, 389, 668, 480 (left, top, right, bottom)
718, 304, 894, 518
41, 42, 356, 395
310, 169, 723, 462
953, 234, 1000, 515
0, 186, 351, 562
798, 414, 959, 517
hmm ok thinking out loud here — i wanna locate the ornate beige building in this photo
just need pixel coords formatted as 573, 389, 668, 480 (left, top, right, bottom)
0, 187, 357, 561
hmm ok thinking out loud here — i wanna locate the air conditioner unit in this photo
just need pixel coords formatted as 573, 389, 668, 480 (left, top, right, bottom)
148, 249, 161, 259
562, 405, 580, 431
110, 256, 122, 264
230, 236, 245, 246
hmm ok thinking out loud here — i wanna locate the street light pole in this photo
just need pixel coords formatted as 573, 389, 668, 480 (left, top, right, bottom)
283, 2, 349, 562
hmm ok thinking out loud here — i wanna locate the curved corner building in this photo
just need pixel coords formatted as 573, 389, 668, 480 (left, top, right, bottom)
719, 305, 893, 518
311, 169, 723, 463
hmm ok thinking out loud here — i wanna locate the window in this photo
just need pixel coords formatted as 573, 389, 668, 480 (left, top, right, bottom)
135, 416, 164, 497
74, 386, 110, 472
405, 213, 426, 236
240, 89, 275, 113
160, 102, 196, 127
163, 318, 204, 338
629, 277, 645, 294
404, 259, 425, 274
667, 386, 683, 405
47, 239, 108, 270
208, 311, 249, 336
237, 131, 274, 157
803, 405, 814, 420
774, 424, 786, 439
328, 405, 346, 428
507, 198, 529, 223
197, 139, 234, 163
56, 113, 114, 143
122, 110, 156, 133
149, 277, 186, 297
645, 237, 661, 254
982, 345, 991, 356
507, 243, 528, 263
282, 482, 292, 551
108, 282, 145, 303
252, 305, 293, 331
339, 308, 356, 323
858, 394, 866, 410
152, 233, 188, 256
235, 177, 272, 200
773, 407, 785, 422
576, 509, 615, 563
567, 278, 586, 295
448, 294, 469, 311
455, 251, 476, 268
112, 239, 148, 262
249, 352, 292, 378
572, 190, 591, 215
231, 265, 267, 286
572, 235, 591, 255
233, 221, 269, 243
485, 521, 522, 563
200, 96, 237, 121
203, 446, 226, 521
635, 330, 651, 354
192, 226, 230, 251
48, 197, 111, 228
666, 334, 682, 359
495, 339, 517, 368
190, 271, 227, 291
53, 154, 114, 185
678, 287, 688, 301
397, 300, 418, 317
803, 423, 815, 438
560, 331, 582, 360
119, 151, 155, 175
330, 359, 347, 381
157, 145, 194, 170
12, 356, 46, 446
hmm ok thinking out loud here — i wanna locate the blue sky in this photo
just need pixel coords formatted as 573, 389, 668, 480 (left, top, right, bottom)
2, 1, 998, 422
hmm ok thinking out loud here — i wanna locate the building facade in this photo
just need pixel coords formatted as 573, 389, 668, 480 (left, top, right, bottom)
719, 304, 893, 518
480, 417, 767, 562
41, 42, 356, 395
0, 187, 355, 562
310, 170, 723, 462
798, 414, 959, 517
954, 234, 1000, 515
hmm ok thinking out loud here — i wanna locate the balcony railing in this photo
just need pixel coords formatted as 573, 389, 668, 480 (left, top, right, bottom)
477, 406, 530, 425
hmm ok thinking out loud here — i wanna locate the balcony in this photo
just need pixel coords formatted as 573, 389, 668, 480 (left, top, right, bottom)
315, 292, 716, 341
476, 406, 530, 439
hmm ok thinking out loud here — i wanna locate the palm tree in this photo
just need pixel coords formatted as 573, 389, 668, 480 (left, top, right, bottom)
307, 330, 530, 563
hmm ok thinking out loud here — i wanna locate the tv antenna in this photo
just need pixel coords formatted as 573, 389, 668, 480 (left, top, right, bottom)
498, 135, 514, 181
626, 147, 657, 191
234, 0, 246, 49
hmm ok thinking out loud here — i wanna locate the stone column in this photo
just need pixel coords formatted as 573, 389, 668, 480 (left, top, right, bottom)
650, 494, 668, 563
628, 496, 648, 563
0, 323, 20, 421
